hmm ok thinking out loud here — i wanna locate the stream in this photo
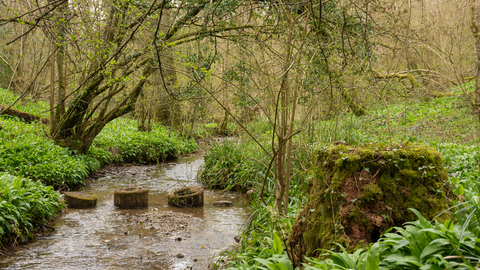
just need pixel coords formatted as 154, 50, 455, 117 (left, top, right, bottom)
0, 156, 249, 269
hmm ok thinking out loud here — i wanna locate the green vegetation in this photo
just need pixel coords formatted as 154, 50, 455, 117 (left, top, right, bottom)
94, 118, 197, 163
288, 143, 450, 262
201, 119, 315, 192
0, 172, 62, 248
0, 89, 197, 249
0, 117, 91, 187
314, 95, 476, 145
202, 88, 480, 269
200, 139, 267, 191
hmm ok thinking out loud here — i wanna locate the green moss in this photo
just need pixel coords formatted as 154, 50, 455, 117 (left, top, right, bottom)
358, 148, 375, 160
361, 184, 382, 202
65, 192, 98, 209
331, 171, 348, 190
66, 193, 96, 200
302, 205, 352, 258
289, 142, 450, 261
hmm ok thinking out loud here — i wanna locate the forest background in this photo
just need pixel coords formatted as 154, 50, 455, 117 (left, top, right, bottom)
2, 0, 480, 268
1, 0, 476, 213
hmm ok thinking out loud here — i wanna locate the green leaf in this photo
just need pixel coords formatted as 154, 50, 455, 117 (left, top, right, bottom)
454, 184, 464, 196
419, 245, 440, 260
391, 239, 409, 252
255, 258, 273, 268
383, 254, 421, 267
459, 208, 477, 242
365, 243, 380, 270
419, 264, 444, 270
272, 233, 283, 255
331, 245, 356, 269
409, 208, 432, 229
269, 263, 288, 270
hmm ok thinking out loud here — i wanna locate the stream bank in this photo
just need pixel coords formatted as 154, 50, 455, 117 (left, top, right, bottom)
0, 156, 249, 269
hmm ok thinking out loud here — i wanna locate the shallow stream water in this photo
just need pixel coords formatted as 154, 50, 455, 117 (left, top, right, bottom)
0, 157, 249, 269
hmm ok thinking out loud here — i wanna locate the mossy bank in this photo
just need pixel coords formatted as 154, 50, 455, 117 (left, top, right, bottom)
288, 142, 450, 264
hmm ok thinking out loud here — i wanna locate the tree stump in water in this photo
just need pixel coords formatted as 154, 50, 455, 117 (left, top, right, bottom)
167, 186, 204, 207
64, 191, 98, 209
114, 187, 149, 209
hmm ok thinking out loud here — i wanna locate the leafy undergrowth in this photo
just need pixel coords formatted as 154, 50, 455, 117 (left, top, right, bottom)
0, 89, 50, 119
200, 139, 266, 192
313, 87, 476, 145
201, 132, 315, 193
188, 122, 239, 139
0, 118, 91, 187
0, 172, 63, 251
94, 118, 197, 163
0, 88, 198, 251
204, 87, 480, 269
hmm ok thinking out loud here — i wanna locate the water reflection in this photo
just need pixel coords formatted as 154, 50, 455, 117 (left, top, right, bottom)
0, 157, 249, 269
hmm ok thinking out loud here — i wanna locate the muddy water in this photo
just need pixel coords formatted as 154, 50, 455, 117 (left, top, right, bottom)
0, 157, 249, 269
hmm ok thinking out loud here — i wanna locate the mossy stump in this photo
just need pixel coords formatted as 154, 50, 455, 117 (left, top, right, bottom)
114, 187, 149, 209
167, 186, 204, 207
64, 191, 98, 209
288, 142, 449, 264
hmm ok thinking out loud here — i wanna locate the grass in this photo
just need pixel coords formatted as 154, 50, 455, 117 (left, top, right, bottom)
310, 94, 476, 146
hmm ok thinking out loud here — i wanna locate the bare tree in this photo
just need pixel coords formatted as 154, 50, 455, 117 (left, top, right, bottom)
1, 0, 255, 153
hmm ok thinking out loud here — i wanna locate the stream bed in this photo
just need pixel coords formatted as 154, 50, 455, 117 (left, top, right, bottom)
0, 157, 249, 269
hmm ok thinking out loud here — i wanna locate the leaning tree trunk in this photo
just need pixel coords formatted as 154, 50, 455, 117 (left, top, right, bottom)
53, 65, 154, 153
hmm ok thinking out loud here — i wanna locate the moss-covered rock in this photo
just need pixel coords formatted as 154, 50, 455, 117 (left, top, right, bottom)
288, 142, 449, 264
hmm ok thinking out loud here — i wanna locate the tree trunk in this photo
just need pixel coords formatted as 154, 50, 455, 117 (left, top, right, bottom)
54, 65, 155, 153
219, 110, 229, 135
0, 106, 48, 124
54, 0, 68, 127
49, 43, 56, 136
472, 0, 480, 165
341, 89, 366, 117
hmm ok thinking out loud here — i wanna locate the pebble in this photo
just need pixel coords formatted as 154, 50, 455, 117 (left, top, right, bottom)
176, 253, 185, 258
